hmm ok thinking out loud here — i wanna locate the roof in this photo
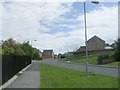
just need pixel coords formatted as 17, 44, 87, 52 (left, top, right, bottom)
105, 47, 113, 50
43, 50, 53, 56
87, 35, 105, 42
80, 46, 86, 48
76, 46, 86, 52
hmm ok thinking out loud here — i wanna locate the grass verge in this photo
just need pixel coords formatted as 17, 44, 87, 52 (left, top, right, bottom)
66, 55, 97, 64
106, 62, 120, 67
64, 51, 120, 67
40, 64, 118, 88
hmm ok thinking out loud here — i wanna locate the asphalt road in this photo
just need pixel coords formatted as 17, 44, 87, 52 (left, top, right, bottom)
41, 60, 120, 78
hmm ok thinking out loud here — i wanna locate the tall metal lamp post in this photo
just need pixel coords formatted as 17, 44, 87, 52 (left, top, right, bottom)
84, 1, 99, 77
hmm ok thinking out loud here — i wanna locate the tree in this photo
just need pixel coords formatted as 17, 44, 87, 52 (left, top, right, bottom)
32, 48, 41, 60
114, 38, 120, 61
2, 38, 25, 55
20, 41, 33, 56
2, 38, 41, 60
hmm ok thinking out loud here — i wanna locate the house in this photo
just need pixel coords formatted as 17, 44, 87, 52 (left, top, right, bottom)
104, 46, 113, 50
105, 43, 110, 47
65, 52, 74, 58
87, 35, 105, 51
32, 48, 42, 60
77, 46, 86, 52
54, 54, 58, 59
105, 43, 114, 50
42, 50, 54, 59
77, 36, 105, 52
110, 43, 116, 49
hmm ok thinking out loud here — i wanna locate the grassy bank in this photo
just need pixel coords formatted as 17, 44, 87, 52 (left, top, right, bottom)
64, 51, 119, 66
40, 64, 118, 88
106, 62, 120, 66
66, 55, 97, 64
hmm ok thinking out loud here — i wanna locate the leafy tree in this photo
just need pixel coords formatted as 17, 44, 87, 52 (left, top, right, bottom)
114, 38, 120, 61
32, 48, 41, 60
20, 41, 33, 56
2, 38, 17, 55
14, 44, 25, 55
2, 38, 25, 55
2, 38, 41, 60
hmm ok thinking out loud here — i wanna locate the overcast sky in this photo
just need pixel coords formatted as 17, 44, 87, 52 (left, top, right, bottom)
0, 0, 119, 54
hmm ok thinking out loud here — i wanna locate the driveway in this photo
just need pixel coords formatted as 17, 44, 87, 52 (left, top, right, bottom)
41, 60, 119, 78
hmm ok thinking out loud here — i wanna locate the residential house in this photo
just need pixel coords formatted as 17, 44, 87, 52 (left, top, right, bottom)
110, 43, 116, 49
87, 35, 105, 51
42, 50, 54, 59
54, 54, 58, 59
77, 46, 86, 52
77, 36, 105, 52
105, 43, 110, 47
32, 48, 42, 60
105, 43, 114, 50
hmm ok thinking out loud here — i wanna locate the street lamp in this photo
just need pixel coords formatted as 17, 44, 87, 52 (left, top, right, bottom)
91, 1, 99, 4
83, 1, 99, 77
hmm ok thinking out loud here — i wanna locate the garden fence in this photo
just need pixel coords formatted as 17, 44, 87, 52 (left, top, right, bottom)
1, 55, 31, 85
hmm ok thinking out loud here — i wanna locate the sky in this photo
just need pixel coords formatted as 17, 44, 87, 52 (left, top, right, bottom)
0, 0, 119, 54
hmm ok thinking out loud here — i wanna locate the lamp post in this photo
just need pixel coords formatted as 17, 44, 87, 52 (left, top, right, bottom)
83, 1, 99, 77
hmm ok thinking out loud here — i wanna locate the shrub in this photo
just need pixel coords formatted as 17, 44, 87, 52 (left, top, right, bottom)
97, 54, 109, 64
61, 55, 65, 58
110, 53, 115, 61
114, 38, 120, 61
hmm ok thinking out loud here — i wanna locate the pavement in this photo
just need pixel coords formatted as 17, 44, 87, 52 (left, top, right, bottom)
41, 60, 120, 78
4, 61, 40, 89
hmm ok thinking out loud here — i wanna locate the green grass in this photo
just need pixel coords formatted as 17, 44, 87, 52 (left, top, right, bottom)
40, 64, 118, 88
65, 51, 115, 65
0, 49, 3, 55
66, 55, 97, 64
106, 62, 120, 67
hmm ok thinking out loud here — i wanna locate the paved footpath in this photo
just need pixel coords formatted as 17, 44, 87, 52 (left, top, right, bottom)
5, 61, 40, 89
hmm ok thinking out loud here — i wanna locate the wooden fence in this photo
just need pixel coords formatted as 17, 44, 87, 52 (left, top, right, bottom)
0, 55, 31, 85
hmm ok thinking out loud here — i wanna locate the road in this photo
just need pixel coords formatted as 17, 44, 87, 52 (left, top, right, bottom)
41, 60, 120, 78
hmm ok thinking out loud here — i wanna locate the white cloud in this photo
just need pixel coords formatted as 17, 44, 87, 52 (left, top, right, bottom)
75, 6, 118, 44
2, 2, 73, 53
0, 2, 2, 40
1, 0, 119, 2
54, 32, 65, 37
1, 1, 118, 54
87, 6, 118, 43
2, 2, 72, 38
